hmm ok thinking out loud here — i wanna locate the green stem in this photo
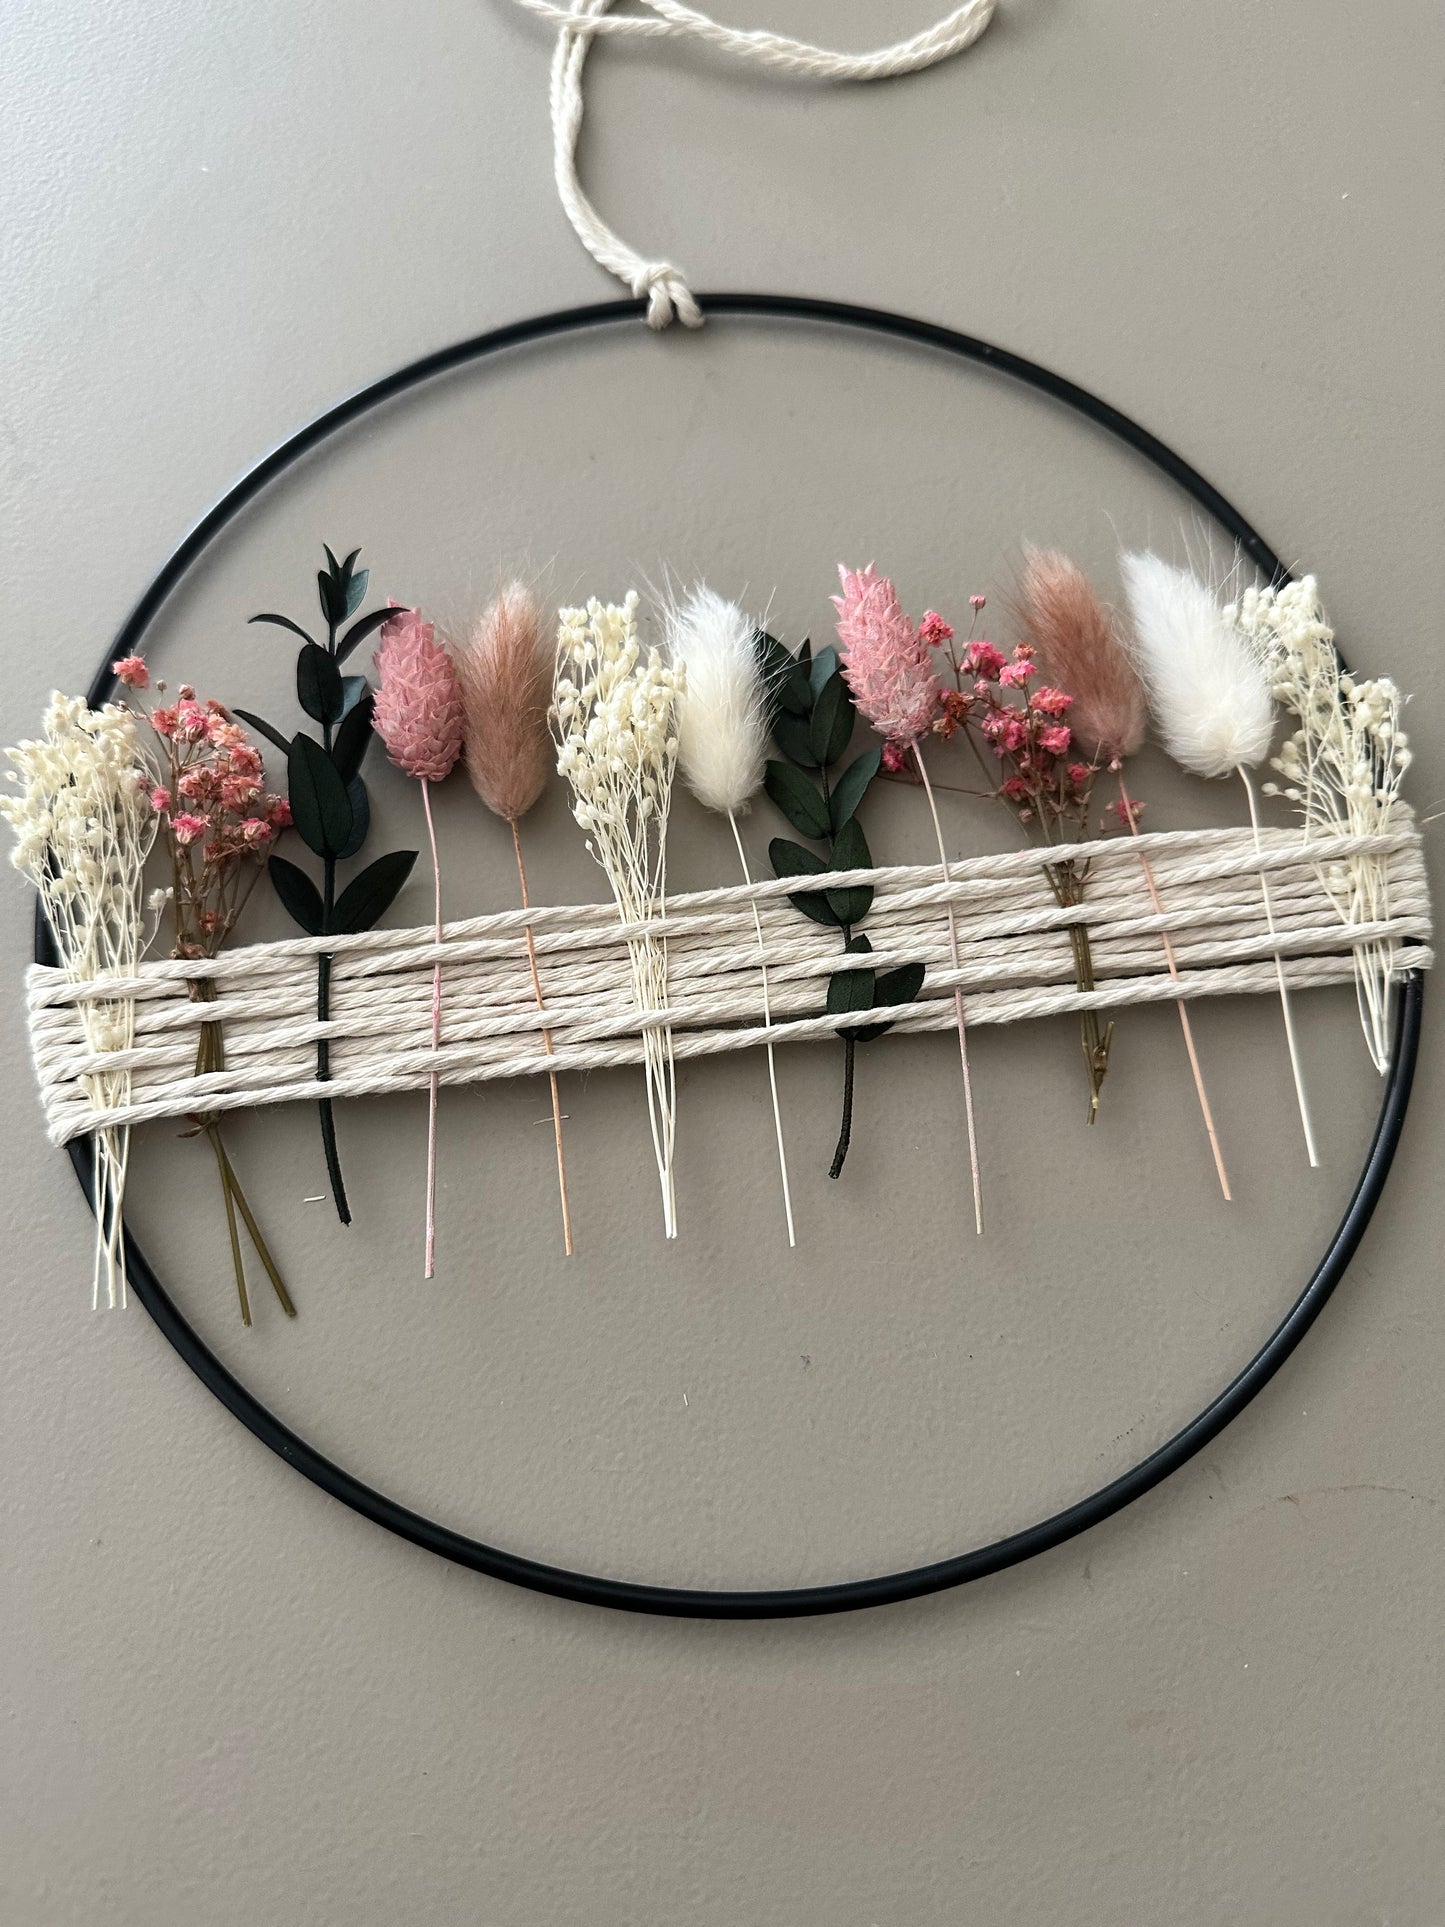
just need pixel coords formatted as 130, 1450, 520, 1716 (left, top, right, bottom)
214, 1131, 296, 1317
317, 843, 351, 1225
207, 1124, 251, 1326
828, 1035, 857, 1180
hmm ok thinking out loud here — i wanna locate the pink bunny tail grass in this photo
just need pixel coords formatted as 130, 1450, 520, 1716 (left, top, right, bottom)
456, 584, 552, 823
372, 607, 463, 1278
1015, 548, 1146, 765
373, 605, 465, 783
832, 563, 941, 748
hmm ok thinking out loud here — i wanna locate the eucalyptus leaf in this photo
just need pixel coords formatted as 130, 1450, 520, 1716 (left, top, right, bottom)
248, 612, 316, 648
339, 675, 368, 718
825, 814, 874, 926
767, 836, 838, 927
808, 645, 839, 698
809, 671, 855, 768
267, 854, 323, 935
771, 711, 818, 768
756, 633, 812, 717
344, 568, 369, 618
854, 960, 927, 1042
827, 958, 876, 1020
297, 642, 345, 724
335, 604, 398, 665
331, 687, 376, 784
318, 569, 347, 629
233, 708, 292, 757
764, 761, 830, 840
330, 849, 417, 937
336, 776, 369, 861
288, 733, 354, 858
828, 745, 882, 833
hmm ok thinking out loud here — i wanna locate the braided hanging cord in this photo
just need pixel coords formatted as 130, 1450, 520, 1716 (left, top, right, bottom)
507, 0, 1000, 326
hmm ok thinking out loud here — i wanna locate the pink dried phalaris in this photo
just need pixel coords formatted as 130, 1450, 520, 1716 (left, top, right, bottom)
455, 583, 552, 822
1015, 547, 1146, 764
372, 604, 465, 783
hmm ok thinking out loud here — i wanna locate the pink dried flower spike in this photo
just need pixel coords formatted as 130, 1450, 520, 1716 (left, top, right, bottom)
454, 584, 574, 1257
834, 563, 984, 1235
373, 604, 465, 1280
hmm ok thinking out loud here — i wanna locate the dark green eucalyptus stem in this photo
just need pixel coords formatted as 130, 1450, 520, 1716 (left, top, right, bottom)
316, 694, 349, 1225
829, 1035, 857, 1179
243, 545, 417, 1233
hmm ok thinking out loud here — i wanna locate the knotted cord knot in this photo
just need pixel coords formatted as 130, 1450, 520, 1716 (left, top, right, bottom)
629, 260, 704, 331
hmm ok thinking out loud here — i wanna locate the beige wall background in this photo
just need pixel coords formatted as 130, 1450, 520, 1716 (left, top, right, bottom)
3, 2, 1442, 1923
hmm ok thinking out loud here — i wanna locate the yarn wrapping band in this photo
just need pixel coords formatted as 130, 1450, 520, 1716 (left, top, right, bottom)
27, 822, 1432, 1144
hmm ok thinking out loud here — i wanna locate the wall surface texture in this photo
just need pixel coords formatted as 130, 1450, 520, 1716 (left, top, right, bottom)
3, 3, 1442, 1923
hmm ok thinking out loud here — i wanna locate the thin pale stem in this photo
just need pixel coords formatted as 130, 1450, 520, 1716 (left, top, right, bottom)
511, 816, 575, 1258
207, 1124, 251, 1326
728, 810, 796, 1249
421, 778, 442, 1279
914, 745, 984, 1236
1116, 772, 1231, 1201
1240, 765, 1320, 1168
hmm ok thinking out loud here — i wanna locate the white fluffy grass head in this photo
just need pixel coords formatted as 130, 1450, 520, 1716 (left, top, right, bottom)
1119, 551, 1275, 778
666, 585, 769, 814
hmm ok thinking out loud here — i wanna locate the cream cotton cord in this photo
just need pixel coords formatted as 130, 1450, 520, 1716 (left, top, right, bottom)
506, 0, 1000, 326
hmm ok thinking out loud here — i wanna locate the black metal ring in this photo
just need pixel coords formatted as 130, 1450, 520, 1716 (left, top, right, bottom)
47, 294, 1425, 1618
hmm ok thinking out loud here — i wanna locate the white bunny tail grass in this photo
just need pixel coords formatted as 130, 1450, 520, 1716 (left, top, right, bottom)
667, 586, 769, 814
666, 585, 796, 1247
1120, 551, 1318, 1168
1119, 551, 1274, 778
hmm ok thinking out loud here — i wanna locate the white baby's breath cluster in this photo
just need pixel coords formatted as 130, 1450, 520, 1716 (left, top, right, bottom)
3, 694, 159, 1304
551, 594, 684, 1235
1230, 576, 1412, 1071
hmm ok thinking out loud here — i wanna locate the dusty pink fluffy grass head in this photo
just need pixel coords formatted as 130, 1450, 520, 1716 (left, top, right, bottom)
372, 604, 465, 783
1015, 548, 1145, 763
831, 563, 941, 748
455, 583, 552, 822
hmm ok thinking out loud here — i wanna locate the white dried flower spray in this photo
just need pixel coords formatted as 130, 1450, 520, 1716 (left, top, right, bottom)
553, 594, 683, 1236
2, 694, 158, 1305
667, 586, 794, 1246
1232, 574, 1411, 1072
1120, 552, 1319, 1166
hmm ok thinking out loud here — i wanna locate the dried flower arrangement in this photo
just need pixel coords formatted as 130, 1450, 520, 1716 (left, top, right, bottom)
5, 694, 157, 1305
761, 630, 924, 1179
833, 565, 983, 1230
113, 658, 296, 1322
236, 546, 418, 1223
552, 593, 683, 1237
668, 587, 796, 1244
13, 531, 1428, 1309
1121, 553, 1319, 1166
1234, 575, 1412, 1073
456, 584, 575, 1256
1014, 550, 1230, 1198
372, 605, 465, 1276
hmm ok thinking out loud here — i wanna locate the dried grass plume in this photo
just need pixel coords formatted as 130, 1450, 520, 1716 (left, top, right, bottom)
456, 584, 552, 821
1015, 547, 1145, 763
666, 585, 768, 815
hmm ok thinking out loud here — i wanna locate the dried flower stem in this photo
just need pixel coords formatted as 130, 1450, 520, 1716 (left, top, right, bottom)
511, 817, 574, 1258
1240, 765, 1319, 1167
421, 777, 443, 1279
727, 810, 796, 1248
1116, 772, 1230, 1200
913, 747, 984, 1234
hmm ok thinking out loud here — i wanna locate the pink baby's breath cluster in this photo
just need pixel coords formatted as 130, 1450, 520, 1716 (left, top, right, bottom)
117, 667, 290, 959
934, 638, 1093, 833
373, 605, 464, 784
832, 564, 942, 749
